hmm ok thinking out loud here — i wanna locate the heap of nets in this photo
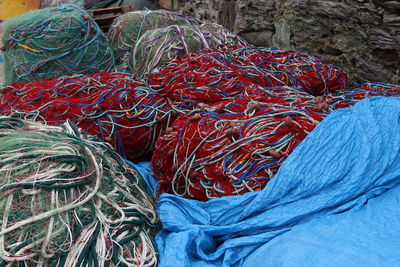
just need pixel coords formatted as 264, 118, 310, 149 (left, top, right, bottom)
129, 23, 248, 78
146, 45, 349, 113
108, 10, 202, 71
0, 117, 158, 266
40, 0, 84, 8
151, 86, 330, 200
107, 10, 248, 76
1, 5, 114, 84
228, 46, 348, 95
0, 72, 173, 161
326, 82, 400, 109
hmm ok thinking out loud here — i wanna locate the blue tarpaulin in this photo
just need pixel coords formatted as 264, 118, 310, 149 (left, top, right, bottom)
155, 97, 400, 266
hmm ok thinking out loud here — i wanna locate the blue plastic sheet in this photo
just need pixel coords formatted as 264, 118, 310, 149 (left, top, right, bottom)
125, 159, 158, 195
155, 97, 400, 266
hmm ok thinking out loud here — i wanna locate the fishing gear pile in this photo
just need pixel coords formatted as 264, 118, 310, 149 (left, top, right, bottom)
146, 46, 349, 112
129, 23, 248, 78
1, 5, 114, 84
326, 82, 400, 109
227, 46, 349, 95
0, 72, 173, 161
151, 86, 328, 200
0, 117, 159, 266
108, 10, 202, 72
85, 0, 158, 10
107, 10, 247, 76
40, 0, 84, 8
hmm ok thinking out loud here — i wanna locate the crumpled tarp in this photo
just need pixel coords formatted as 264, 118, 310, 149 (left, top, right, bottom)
155, 97, 400, 267
125, 159, 158, 195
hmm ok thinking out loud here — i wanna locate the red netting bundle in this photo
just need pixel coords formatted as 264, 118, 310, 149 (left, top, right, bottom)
326, 82, 400, 109
0, 72, 174, 161
226, 46, 349, 95
146, 46, 349, 112
151, 86, 328, 200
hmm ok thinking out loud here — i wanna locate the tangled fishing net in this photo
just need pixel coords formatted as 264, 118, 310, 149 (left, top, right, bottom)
0, 72, 173, 161
40, 0, 84, 8
1, 5, 114, 84
227, 46, 349, 95
129, 23, 248, 78
151, 86, 328, 200
146, 46, 348, 112
0, 117, 158, 266
326, 82, 400, 109
108, 10, 201, 71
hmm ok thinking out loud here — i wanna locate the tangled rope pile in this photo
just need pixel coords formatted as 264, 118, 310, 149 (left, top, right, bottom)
146, 46, 348, 113
326, 82, 400, 109
108, 10, 202, 72
1, 5, 114, 84
40, 0, 84, 8
152, 86, 327, 200
107, 10, 247, 76
0, 72, 173, 161
0, 117, 158, 266
129, 23, 248, 78
227, 46, 349, 95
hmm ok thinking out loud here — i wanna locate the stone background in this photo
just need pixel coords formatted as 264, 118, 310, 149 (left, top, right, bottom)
163, 0, 400, 86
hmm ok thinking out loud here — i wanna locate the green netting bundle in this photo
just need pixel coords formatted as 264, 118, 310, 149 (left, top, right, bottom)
108, 10, 202, 71
0, 117, 159, 266
129, 23, 249, 78
1, 5, 114, 84
40, 0, 84, 8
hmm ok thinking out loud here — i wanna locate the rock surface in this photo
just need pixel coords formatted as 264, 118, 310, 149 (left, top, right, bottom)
167, 0, 400, 85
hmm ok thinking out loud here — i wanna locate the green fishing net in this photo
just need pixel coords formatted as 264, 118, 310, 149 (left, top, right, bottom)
107, 9, 202, 71
0, 117, 159, 266
129, 23, 249, 78
2, 5, 114, 84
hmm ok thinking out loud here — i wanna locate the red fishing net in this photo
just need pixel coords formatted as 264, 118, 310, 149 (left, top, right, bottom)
0, 72, 174, 161
326, 82, 400, 109
151, 86, 329, 200
146, 46, 349, 113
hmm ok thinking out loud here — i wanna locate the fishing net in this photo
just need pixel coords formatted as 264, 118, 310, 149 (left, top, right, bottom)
226, 46, 349, 95
108, 10, 201, 71
0, 117, 158, 266
326, 82, 400, 109
151, 86, 328, 200
40, 0, 84, 8
85, 0, 158, 10
1, 5, 114, 84
0, 72, 173, 161
146, 46, 349, 113
129, 23, 248, 78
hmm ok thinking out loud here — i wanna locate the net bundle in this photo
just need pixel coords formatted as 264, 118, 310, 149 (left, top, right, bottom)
108, 10, 202, 71
226, 46, 349, 95
146, 46, 349, 113
326, 82, 400, 109
1, 5, 114, 84
40, 0, 84, 8
129, 23, 248, 78
0, 72, 173, 161
151, 86, 328, 200
0, 117, 158, 266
